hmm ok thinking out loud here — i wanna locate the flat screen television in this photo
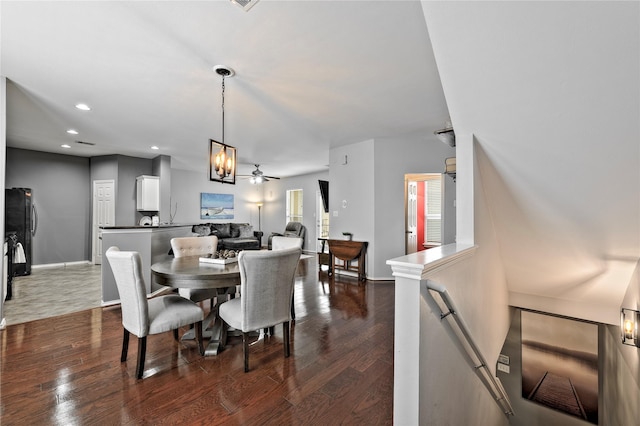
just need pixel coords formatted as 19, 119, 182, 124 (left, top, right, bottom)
318, 180, 329, 213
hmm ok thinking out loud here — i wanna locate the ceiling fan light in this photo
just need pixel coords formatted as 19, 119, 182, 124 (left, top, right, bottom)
250, 177, 256, 184
255, 175, 264, 184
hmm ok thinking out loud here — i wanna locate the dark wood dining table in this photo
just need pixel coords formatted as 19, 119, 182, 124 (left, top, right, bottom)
151, 255, 241, 356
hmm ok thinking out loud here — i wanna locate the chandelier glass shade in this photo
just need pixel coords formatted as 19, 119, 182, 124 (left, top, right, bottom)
214, 147, 233, 178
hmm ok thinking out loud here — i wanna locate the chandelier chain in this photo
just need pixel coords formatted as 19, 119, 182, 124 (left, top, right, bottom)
221, 75, 226, 143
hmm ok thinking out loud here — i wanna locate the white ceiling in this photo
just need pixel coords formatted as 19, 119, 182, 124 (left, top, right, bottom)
1, 0, 449, 178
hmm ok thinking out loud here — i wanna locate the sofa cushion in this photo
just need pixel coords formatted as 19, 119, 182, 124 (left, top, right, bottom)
211, 223, 231, 238
237, 224, 254, 238
192, 224, 211, 236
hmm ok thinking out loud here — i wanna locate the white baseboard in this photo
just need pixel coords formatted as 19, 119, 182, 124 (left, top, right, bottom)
32, 260, 92, 270
0, 317, 6, 330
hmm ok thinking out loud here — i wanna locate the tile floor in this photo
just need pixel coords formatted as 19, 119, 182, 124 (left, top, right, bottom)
3, 263, 102, 325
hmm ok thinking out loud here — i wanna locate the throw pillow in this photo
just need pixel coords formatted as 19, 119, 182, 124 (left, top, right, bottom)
238, 224, 254, 238
192, 224, 211, 236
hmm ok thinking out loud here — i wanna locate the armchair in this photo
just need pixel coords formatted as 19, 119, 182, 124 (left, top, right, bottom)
268, 222, 306, 250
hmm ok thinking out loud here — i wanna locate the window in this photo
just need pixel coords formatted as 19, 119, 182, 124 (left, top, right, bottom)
286, 189, 303, 223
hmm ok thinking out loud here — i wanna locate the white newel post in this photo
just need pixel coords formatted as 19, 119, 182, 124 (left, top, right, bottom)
391, 266, 424, 425
387, 244, 477, 425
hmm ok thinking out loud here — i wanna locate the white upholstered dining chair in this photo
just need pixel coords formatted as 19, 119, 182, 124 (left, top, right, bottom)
271, 236, 303, 319
171, 236, 219, 308
105, 247, 204, 379
218, 247, 301, 372
271, 235, 303, 251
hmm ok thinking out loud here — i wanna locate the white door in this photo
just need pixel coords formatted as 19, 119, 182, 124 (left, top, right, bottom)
406, 181, 418, 254
92, 180, 115, 265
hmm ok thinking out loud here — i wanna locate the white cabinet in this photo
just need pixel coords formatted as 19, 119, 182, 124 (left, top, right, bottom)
136, 175, 159, 211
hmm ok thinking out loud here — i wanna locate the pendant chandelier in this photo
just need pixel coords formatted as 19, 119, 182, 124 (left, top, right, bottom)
209, 65, 237, 184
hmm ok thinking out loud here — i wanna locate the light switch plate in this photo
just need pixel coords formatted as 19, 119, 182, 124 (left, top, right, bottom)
497, 363, 510, 374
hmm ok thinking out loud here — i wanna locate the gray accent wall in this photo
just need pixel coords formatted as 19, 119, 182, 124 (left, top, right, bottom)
90, 154, 154, 227
6, 148, 91, 265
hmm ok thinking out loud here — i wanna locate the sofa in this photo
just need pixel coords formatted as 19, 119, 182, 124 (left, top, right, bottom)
192, 223, 263, 250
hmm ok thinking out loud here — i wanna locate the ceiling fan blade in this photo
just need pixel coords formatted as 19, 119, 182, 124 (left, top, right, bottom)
263, 175, 280, 180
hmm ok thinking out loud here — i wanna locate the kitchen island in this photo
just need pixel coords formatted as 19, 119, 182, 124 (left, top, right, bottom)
100, 225, 192, 305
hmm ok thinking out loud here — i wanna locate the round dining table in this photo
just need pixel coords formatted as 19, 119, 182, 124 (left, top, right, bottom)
151, 255, 241, 356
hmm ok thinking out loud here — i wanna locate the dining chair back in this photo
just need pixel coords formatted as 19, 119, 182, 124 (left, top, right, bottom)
105, 246, 204, 379
270, 236, 303, 319
271, 236, 303, 251
171, 236, 220, 306
218, 246, 302, 372
171, 236, 218, 258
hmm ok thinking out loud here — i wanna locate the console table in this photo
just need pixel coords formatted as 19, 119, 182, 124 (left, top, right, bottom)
327, 239, 368, 281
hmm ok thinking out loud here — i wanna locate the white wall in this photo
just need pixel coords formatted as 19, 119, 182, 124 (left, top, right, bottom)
1, 76, 7, 325
261, 170, 329, 253
422, 0, 640, 323
171, 168, 330, 253
328, 134, 454, 280
171, 168, 265, 229
329, 139, 376, 244
391, 134, 510, 424
373, 133, 455, 280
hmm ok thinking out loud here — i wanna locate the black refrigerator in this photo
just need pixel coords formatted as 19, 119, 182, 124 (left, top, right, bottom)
5, 188, 37, 276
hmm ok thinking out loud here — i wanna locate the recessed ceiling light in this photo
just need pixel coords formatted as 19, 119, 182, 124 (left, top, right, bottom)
75, 103, 91, 111
61, 144, 71, 149
151, 146, 159, 150
66, 129, 79, 135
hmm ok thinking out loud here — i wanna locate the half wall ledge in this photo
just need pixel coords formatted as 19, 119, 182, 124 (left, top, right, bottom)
386, 243, 477, 425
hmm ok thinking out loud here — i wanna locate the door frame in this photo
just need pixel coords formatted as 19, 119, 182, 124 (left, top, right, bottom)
404, 173, 443, 254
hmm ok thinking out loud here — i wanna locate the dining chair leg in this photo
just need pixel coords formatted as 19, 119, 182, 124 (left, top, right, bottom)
243, 332, 250, 373
195, 321, 204, 356
136, 336, 147, 379
173, 328, 180, 341
121, 329, 130, 362
290, 293, 296, 320
283, 321, 290, 358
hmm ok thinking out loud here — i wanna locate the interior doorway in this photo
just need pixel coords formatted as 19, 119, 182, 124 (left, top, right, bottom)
286, 189, 303, 224
405, 173, 443, 254
92, 180, 115, 265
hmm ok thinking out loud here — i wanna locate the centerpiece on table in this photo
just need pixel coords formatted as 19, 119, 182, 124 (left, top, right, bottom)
199, 249, 239, 264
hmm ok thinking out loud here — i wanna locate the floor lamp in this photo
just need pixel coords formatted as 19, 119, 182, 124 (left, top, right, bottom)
256, 202, 263, 231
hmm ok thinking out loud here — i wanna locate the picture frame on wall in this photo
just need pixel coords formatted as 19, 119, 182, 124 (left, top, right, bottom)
521, 311, 598, 424
200, 193, 234, 220
209, 139, 236, 184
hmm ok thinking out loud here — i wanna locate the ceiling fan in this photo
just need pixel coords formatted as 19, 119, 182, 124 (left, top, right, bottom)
238, 164, 281, 184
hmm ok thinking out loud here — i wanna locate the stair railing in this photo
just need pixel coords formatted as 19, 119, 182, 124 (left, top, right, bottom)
425, 279, 514, 417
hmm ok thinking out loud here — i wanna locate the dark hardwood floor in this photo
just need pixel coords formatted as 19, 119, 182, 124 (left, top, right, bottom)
0, 258, 394, 425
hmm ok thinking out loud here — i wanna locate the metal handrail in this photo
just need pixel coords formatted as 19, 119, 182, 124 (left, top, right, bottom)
425, 280, 514, 417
